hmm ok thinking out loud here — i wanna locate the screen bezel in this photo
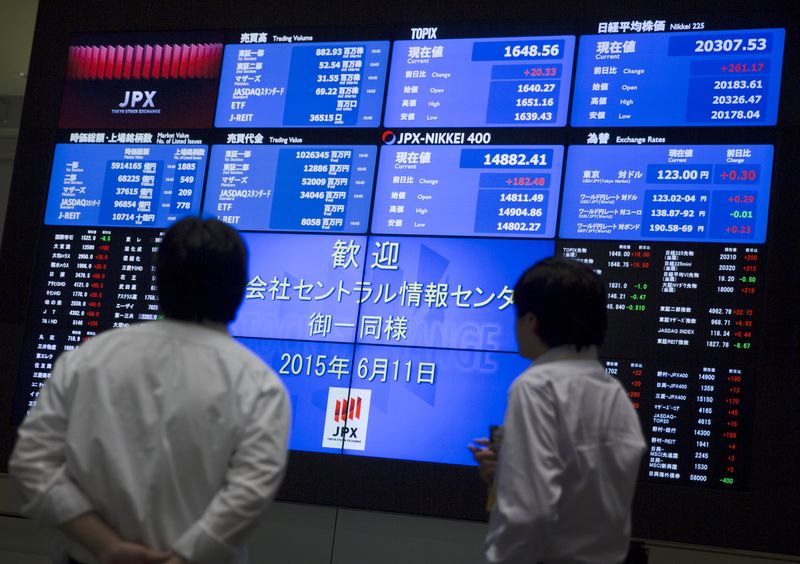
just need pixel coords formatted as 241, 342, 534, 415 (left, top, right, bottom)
1, 0, 799, 555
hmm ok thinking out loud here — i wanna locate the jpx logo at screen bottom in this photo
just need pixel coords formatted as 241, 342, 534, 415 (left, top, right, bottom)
322, 387, 372, 451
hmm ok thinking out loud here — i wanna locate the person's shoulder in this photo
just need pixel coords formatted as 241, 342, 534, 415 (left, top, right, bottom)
510, 354, 611, 394
151, 321, 285, 392
194, 330, 284, 388
71, 323, 145, 353
512, 358, 574, 385
218, 337, 273, 373
510, 362, 553, 394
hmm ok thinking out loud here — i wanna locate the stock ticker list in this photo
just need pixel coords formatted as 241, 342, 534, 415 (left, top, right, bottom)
558, 142, 762, 487
16, 23, 783, 486
19, 227, 161, 416
557, 237, 760, 487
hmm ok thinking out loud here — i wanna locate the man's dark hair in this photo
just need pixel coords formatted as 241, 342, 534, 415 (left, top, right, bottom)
156, 216, 247, 323
513, 256, 607, 350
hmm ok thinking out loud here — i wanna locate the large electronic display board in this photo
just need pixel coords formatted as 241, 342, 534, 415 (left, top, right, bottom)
2, 0, 799, 557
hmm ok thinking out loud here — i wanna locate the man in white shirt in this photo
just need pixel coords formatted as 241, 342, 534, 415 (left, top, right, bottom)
470, 257, 646, 564
10, 217, 291, 564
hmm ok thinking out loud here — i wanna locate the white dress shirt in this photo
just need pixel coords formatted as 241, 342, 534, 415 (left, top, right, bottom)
10, 319, 290, 564
486, 345, 646, 564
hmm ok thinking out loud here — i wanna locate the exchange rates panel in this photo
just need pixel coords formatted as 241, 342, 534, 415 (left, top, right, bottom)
384, 36, 575, 127
45, 143, 207, 228
215, 41, 389, 127
559, 145, 773, 243
372, 145, 563, 237
571, 28, 785, 126
203, 145, 376, 232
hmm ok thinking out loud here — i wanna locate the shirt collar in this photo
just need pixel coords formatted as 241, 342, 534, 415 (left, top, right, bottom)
159, 317, 229, 335
534, 344, 599, 366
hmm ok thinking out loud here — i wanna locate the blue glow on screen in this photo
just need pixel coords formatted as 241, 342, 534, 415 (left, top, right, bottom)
237, 337, 355, 454
231, 233, 552, 463
347, 345, 528, 464
357, 236, 555, 351
232, 233, 367, 342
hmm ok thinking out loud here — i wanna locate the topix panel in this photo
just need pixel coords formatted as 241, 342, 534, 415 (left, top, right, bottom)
384, 36, 575, 127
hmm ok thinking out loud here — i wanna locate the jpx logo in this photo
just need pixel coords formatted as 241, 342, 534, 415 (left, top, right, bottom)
331, 396, 362, 438
118, 90, 156, 108
331, 425, 358, 438
322, 387, 372, 451
334, 396, 363, 423
411, 27, 438, 40
398, 132, 423, 144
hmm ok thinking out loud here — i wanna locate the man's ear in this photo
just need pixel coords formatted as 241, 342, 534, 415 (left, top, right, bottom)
530, 313, 541, 337
521, 312, 539, 334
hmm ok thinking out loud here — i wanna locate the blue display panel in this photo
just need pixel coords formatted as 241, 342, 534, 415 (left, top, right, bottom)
232, 233, 367, 342
356, 236, 555, 351
372, 145, 563, 238
203, 145, 376, 232
237, 337, 355, 454
237, 338, 530, 464
345, 345, 528, 464
384, 36, 575, 127
44, 144, 206, 227
571, 28, 785, 126
559, 145, 773, 242
215, 41, 389, 127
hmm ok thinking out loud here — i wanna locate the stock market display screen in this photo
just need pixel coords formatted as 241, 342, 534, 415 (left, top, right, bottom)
11, 15, 787, 495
